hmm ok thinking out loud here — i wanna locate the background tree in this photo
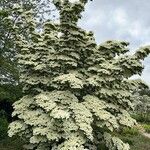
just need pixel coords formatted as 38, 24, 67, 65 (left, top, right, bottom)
133, 88, 150, 123
0, 0, 56, 139
0, 0, 56, 94
8, 0, 150, 150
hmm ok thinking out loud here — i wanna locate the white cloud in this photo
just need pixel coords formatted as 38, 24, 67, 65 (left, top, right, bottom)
128, 22, 142, 37
113, 8, 128, 26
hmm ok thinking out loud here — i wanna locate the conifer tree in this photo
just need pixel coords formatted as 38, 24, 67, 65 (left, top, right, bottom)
8, 0, 150, 149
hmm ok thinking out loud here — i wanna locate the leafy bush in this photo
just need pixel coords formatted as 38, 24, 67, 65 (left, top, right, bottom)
116, 132, 150, 149
143, 124, 150, 133
0, 136, 24, 150
112, 127, 140, 146
0, 84, 22, 103
133, 89, 150, 123
0, 84, 23, 123
122, 127, 139, 136
132, 114, 150, 123
0, 116, 8, 140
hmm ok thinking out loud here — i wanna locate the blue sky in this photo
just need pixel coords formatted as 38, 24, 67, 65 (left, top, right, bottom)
77, 0, 150, 85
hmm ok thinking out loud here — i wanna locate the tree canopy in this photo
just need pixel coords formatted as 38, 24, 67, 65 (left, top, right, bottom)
8, 0, 150, 150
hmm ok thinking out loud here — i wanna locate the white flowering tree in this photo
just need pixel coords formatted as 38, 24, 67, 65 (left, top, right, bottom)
8, 0, 150, 150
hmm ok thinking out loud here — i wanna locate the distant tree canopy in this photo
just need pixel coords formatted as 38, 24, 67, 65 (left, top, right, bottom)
7, 0, 150, 150
0, 0, 57, 113
133, 88, 150, 122
0, 0, 56, 85
0, 2, 57, 140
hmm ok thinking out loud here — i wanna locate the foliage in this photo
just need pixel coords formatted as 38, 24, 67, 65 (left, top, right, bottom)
8, 0, 150, 150
0, 84, 22, 103
0, 0, 36, 84
0, 84, 22, 122
132, 114, 150, 123
143, 124, 150, 133
115, 131, 150, 150
0, 136, 24, 150
1, 133, 150, 150
0, 0, 56, 84
0, 0, 56, 126
0, 111, 9, 140
133, 89, 150, 123
121, 127, 139, 136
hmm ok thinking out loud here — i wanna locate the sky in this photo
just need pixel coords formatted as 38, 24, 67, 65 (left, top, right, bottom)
77, 0, 150, 85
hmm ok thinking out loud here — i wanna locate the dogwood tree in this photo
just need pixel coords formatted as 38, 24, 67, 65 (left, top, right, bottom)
8, 0, 150, 149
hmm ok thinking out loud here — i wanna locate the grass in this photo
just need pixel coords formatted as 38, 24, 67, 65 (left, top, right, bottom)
116, 126, 150, 150
122, 134, 150, 150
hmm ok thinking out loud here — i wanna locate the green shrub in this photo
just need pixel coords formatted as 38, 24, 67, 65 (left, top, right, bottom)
133, 89, 150, 124
120, 137, 134, 146
0, 117, 8, 140
132, 114, 150, 123
0, 136, 24, 150
143, 124, 150, 133
122, 127, 139, 136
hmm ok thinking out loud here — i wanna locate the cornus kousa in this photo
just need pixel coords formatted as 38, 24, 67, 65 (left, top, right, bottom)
8, 0, 150, 150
